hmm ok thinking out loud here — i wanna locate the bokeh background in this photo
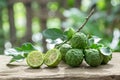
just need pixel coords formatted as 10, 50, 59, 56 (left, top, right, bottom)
0, 0, 120, 54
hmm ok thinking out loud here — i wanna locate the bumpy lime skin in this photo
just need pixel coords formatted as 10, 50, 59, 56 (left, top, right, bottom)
65, 49, 84, 67
101, 54, 112, 65
99, 53, 104, 64
70, 32, 88, 49
59, 44, 72, 61
85, 49, 102, 67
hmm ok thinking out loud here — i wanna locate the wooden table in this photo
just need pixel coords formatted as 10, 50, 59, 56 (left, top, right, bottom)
0, 53, 120, 80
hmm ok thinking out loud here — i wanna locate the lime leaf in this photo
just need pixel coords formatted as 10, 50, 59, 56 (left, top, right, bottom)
88, 38, 94, 46
64, 28, 75, 40
15, 42, 36, 53
90, 43, 104, 49
92, 36, 101, 44
9, 55, 24, 63
7, 42, 36, 63
42, 28, 63, 40
99, 47, 112, 56
88, 36, 103, 49
88, 36, 101, 45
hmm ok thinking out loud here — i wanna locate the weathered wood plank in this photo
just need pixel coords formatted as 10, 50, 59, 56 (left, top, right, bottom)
0, 53, 120, 80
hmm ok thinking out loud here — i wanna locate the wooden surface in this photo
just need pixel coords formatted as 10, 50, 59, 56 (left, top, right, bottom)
0, 53, 120, 80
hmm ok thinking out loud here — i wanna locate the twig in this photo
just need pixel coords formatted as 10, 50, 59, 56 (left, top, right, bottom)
55, 9, 95, 48
76, 9, 95, 32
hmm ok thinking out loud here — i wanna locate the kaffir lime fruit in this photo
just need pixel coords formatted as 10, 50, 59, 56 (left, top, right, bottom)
85, 49, 102, 67
65, 49, 84, 67
99, 47, 112, 65
59, 44, 72, 61
101, 54, 112, 64
70, 32, 88, 49
26, 51, 44, 68
44, 49, 62, 67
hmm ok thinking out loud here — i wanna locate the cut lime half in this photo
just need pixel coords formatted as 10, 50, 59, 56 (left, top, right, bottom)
26, 51, 44, 68
44, 49, 62, 67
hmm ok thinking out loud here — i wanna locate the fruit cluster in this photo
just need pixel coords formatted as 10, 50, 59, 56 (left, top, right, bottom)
59, 32, 112, 67
15, 9, 112, 68
26, 32, 112, 68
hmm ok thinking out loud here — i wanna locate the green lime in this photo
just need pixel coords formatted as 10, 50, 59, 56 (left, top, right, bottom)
65, 49, 84, 67
84, 49, 102, 67
59, 44, 72, 62
26, 51, 44, 68
44, 49, 62, 67
70, 32, 88, 49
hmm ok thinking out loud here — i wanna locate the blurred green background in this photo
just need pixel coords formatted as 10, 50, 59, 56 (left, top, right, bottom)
0, 0, 120, 54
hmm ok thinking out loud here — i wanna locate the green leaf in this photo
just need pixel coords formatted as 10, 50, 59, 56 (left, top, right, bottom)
88, 36, 102, 48
42, 28, 63, 40
88, 36, 101, 45
89, 43, 104, 49
7, 43, 36, 63
63, 28, 75, 40
88, 38, 94, 46
9, 55, 24, 63
99, 47, 112, 56
15, 42, 36, 54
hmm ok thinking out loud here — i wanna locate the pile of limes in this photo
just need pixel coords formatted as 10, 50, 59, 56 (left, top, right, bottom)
26, 32, 112, 68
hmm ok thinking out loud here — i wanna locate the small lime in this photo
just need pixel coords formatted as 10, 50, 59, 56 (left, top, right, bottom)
26, 51, 44, 68
85, 49, 102, 67
101, 54, 112, 64
65, 49, 84, 67
44, 49, 62, 67
70, 32, 88, 49
59, 44, 72, 62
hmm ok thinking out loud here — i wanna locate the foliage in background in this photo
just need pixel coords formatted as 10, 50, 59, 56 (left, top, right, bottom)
0, 0, 120, 55
62, 0, 120, 51
0, 0, 7, 54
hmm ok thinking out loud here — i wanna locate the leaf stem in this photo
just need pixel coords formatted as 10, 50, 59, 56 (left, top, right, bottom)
76, 9, 95, 32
